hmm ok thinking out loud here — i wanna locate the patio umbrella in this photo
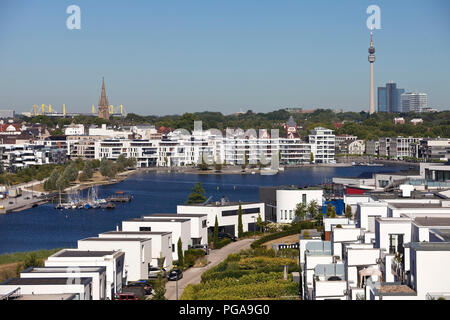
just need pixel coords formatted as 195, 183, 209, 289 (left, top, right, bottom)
359, 266, 382, 287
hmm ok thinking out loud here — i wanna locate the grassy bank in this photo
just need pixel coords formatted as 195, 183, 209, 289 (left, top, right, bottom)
0, 248, 61, 265
0, 248, 62, 283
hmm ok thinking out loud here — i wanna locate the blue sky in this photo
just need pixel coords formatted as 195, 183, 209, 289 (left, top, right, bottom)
0, 0, 449, 115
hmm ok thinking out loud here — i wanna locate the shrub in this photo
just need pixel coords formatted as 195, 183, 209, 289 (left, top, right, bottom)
184, 249, 206, 267
251, 221, 317, 249
214, 238, 232, 249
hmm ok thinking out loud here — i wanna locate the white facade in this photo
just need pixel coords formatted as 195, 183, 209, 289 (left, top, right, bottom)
98, 231, 173, 269
276, 189, 323, 223
64, 124, 85, 136
177, 202, 265, 237
20, 266, 106, 300
45, 249, 125, 300
121, 218, 191, 260
308, 127, 335, 164
77, 238, 152, 282
0, 278, 92, 300
142, 214, 208, 246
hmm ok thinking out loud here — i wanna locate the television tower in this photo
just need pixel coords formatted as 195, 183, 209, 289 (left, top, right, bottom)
368, 28, 376, 114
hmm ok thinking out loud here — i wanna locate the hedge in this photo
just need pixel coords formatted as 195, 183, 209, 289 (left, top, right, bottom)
214, 238, 232, 249
181, 279, 298, 300
251, 221, 317, 249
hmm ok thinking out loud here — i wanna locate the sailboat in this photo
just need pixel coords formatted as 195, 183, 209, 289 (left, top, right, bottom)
55, 190, 63, 210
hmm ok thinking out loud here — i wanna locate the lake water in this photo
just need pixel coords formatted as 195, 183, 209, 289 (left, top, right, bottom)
0, 165, 410, 254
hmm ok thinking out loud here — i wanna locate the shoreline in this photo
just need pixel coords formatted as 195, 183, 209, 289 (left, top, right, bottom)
1, 161, 415, 214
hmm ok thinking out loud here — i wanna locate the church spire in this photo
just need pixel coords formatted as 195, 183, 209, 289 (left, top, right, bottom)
98, 77, 110, 119
98, 77, 109, 108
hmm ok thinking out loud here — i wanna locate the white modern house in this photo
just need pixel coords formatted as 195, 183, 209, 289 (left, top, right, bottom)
122, 218, 191, 260
98, 231, 173, 269
45, 249, 125, 300
302, 241, 333, 300
20, 266, 106, 300
177, 200, 265, 237
276, 188, 323, 223
142, 213, 208, 246
77, 237, 152, 282
0, 277, 93, 300
313, 263, 347, 300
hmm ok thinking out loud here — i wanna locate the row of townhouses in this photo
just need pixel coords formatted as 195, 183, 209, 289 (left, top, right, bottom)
335, 134, 450, 161
300, 162, 450, 300
0, 198, 266, 300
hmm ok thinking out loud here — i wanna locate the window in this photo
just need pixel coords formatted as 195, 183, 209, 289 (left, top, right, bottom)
140, 227, 151, 232
172, 244, 175, 252
302, 194, 307, 205
202, 220, 207, 228
289, 210, 293, 220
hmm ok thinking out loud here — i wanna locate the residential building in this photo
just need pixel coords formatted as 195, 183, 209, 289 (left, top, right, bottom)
45, 249, 125, 300
77, 237, 152, 282
401, 92, 428, 113
177, 199, 265, 237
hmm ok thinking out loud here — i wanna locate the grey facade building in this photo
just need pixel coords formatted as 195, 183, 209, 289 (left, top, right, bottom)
378, 82, 405, 113
0, 110, 15, 119
401, 92, 428, 113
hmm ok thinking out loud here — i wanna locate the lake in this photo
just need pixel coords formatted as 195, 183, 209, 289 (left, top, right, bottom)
0, 165, 410, 254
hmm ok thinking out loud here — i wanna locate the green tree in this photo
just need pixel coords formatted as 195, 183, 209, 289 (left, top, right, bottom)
16, 253, 44, 276
238, 204, 244, 238
310, 152, 314, 163
186, 182, 207, 204
256, 213, 263, 232
307, 200, 318, 219
151, 273, 167, 300
177, 238, 184, 267
241, 153, 248, 170
345, 204, 352, 219
213, 215, 219, 245
82, 161, 93, 180
326, 203, 337, 218
100, 157, 115, 179
295, 202, 307, 221
44, 168, 60, 191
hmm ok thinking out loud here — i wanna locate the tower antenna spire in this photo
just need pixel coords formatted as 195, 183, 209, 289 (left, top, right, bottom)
368, 27, 376, 115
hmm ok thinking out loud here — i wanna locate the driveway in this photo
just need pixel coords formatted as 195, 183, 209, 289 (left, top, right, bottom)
165, 238, 254, 300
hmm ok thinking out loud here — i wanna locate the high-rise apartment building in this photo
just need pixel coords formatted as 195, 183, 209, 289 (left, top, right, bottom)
401, 92, 428, 113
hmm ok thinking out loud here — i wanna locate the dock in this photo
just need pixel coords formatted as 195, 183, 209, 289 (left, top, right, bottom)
107, 191, 132, 203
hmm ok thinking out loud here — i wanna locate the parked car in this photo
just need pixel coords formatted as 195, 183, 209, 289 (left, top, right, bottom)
114, 292, 139, 300
192, 244, 209, 255
167, 269, 183, 281
126, 280, 152, 295
148, 267, 166, 279
218, 232, 237, 242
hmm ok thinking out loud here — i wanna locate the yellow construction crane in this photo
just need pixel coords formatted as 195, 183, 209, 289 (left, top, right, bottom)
92, 104, 96, 114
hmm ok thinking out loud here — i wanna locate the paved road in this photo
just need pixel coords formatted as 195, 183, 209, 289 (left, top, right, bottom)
165, 238, 254, 300
0, 191, 48, 214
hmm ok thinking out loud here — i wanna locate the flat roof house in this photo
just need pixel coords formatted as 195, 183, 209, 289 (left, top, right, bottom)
142, 213, 208, 247
0, 277, 93, 300
77, 237, 152, 283
45, 249, 124, 300
20, 266, 106, 300
177, 200, 265, 237
313, 263, 347, 300
122, 218, 190, 260
99, 231, 173, 269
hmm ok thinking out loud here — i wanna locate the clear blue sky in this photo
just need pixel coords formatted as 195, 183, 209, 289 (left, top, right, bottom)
0, 0, 449, 115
